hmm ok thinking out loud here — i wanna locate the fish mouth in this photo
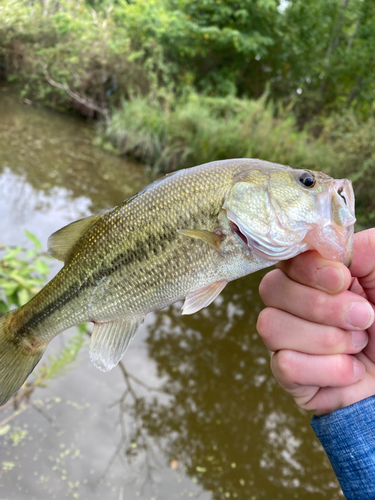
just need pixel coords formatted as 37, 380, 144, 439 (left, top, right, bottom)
298, 179, 355, 267
230, 220, 248, 246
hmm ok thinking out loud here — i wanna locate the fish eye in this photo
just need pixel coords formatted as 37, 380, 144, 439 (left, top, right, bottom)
298, 172, 316, 188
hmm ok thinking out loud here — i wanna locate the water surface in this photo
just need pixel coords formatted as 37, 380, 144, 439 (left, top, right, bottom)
0, 87, 342, 499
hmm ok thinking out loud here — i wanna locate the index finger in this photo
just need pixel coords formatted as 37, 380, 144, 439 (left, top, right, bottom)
276, 250, 352, 294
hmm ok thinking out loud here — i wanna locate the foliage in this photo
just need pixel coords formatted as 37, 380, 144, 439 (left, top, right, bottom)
0, 230, 51, 314
104, 91, 333, 172
1, 0, 374, 118
0, 0, 171, 114
280, 0, 375, 119
113, 0, 281, 96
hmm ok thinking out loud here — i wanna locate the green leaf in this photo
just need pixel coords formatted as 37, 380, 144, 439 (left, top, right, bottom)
3, 247, 22, 261
18, 288, 30, 306
34, 259, 50, 276
25, 249, 38, 260
25, 230, 42, 250
0, 301, 9, 314
1, 282, 19, 295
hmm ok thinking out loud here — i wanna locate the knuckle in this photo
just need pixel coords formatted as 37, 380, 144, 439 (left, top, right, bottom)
259, 269, 284, 304
310, 291, 327, 320
333, 354, 355, 383
272, 350, 295, 381
257, 308, 276, 348
320, 327, 344, 351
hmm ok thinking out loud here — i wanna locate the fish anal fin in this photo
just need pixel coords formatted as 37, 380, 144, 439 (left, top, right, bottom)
48, 214, 103, 262
178, 229, 223, 254
182, 280, 228, 315
90, 316, 144, 372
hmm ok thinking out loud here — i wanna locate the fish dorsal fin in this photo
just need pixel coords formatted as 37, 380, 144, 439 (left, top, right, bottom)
178, 229, 223, 254
48, 214, 102, 262
182, 280, 228, 315
90, 316, 144, 372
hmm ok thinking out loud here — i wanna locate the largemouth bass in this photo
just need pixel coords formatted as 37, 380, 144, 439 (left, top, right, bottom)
0, 159, 355, 405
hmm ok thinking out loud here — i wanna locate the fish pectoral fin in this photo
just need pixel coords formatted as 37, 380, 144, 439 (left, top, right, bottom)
182, 280, 228, 315
48, 213, 103, 262
177, 229, 223, 254
90, 316, 145, 372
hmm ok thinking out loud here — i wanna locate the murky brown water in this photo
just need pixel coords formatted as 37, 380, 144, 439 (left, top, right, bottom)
0, 87, 343, 499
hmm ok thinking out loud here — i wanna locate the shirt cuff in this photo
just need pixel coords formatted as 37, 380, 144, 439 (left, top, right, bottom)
311, 395, 375, 500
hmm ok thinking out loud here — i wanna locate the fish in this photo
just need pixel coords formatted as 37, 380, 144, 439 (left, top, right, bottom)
0, 158, 356, 405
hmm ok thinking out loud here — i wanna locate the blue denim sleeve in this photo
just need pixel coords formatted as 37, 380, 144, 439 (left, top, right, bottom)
311, 395, 375, 500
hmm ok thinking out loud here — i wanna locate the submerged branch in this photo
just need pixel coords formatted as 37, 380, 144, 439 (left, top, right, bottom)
40, 62, 109, 120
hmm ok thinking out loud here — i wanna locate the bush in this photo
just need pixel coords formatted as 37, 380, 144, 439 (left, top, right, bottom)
0, 0, 170, 114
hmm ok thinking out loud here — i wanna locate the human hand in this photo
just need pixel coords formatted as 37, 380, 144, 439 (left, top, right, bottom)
257, 229, 375, 417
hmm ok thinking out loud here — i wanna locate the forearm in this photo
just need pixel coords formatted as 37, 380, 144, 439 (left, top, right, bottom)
311, 395, 375, 500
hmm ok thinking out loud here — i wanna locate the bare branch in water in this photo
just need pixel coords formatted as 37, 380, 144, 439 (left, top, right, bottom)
40, 62, 109, 120
95, 360, 165, 489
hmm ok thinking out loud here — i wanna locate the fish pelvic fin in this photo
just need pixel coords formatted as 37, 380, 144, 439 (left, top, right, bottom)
182, 280, 228, 315
90, 316, 145, 372
0, 312, 46, 406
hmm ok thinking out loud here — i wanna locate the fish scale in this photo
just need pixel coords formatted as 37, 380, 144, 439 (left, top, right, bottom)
0, 158, 356, 405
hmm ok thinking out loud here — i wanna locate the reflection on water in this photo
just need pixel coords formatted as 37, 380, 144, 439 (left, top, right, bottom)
0, 87, 150, 246
0, 87, 342, 499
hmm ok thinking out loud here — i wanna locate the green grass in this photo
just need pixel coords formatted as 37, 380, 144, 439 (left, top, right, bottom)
104, 93, 333, 173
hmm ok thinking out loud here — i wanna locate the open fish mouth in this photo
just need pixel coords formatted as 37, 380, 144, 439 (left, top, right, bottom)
230, 220, 248, 246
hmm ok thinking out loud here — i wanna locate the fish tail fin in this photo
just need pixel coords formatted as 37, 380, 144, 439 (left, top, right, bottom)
0, 312, 46, 406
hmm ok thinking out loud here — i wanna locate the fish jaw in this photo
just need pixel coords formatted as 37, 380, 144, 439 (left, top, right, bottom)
224, 170, 356, 267
226, 208, 309, 263
303, 178, 356, 266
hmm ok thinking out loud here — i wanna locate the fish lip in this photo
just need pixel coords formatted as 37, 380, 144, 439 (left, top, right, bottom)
330, 179, 356, 266
338, 225, 354, 267
302, 177, 355, 266
330, 178, 356, 226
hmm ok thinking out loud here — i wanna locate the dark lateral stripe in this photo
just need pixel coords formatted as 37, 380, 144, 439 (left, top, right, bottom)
17, 224, 179, 336
108, 224, 177, 270
15, 283, 81, 338
18, 208, 220, 337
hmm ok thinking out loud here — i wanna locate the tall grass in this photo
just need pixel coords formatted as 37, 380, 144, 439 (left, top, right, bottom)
105, 93, 333, 172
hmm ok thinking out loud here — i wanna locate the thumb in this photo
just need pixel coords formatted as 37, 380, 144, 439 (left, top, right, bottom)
350, 229, 375, 304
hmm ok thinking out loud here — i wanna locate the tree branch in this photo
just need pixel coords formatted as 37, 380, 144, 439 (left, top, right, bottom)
40, 62, 109, 119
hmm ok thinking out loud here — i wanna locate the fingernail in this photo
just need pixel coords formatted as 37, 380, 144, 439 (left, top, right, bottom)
346, 302, 374, 329
351, 330, 368, 349
317, 267, 345, 292
353, 359, 365, 380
